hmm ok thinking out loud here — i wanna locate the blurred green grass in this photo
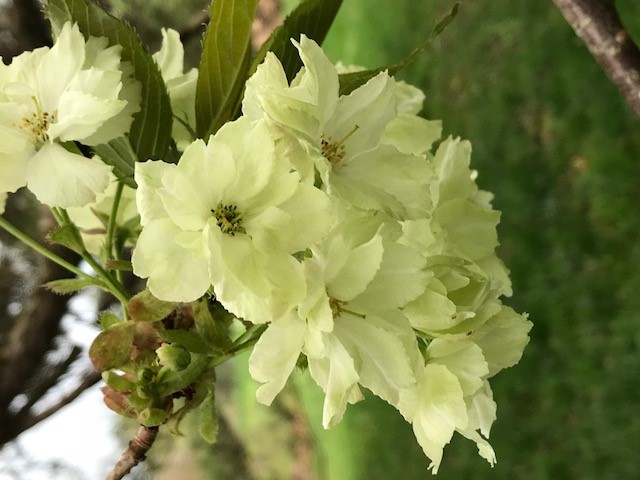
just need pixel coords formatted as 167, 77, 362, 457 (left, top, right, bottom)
198, 1, 640, 479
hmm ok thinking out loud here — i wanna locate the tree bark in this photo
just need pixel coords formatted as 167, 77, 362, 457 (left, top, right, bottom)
107, 426, 159, 480
553, 0, 640, 116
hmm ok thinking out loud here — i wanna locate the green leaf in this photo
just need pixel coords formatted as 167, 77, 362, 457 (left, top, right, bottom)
45, 277, 106, 294
158, 353, 210, 397
250, 0, 343, 81
48, 223, 85, 253
156, 343, 192, 370
89, 321, 135, 372
102, 371, 135, 392
158, 329, 211, 354
105, 258, 133, 271
193, 300, 233, 353
139, 407, 168, 427
127, 288, 176, 322
94, 137, 138, 188
338, 3, 460, 96
198, 386, 218, 443
46, 0, 173, 161
195, 0, 259, 138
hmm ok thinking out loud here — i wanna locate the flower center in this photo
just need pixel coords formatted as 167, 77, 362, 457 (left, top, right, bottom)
320, 125, 360, 167
329, 297, 345, 317
211, 204, 245, 236
13, 97, 57, 144
328, 294, 366, 320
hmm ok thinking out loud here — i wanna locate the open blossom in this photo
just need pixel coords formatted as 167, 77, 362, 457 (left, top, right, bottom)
0, 22, 139, 208
132, 117, 331, 321
236, 37, 532, 473
242, 35, 432, 219
250, 212, 427, 427
153, 28, 197, 150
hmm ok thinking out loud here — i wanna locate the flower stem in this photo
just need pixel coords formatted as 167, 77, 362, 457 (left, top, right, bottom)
53, 208, 131, 306
232, 323, 266, 347
104, 182, 129, 317
106, 181, 124, 262
212, 324, 268, 368
0, 215, 92, 280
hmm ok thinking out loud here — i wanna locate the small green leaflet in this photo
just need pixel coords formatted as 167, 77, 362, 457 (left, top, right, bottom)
45, 277, 107, 294
94, 137, 138, 188
195, 0, 259, 138
198, 387, 218, 443
48, 223, 85, 254
46, 0, 173, 162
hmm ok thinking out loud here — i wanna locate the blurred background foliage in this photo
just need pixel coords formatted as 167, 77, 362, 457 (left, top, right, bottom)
2, 0, 640, 478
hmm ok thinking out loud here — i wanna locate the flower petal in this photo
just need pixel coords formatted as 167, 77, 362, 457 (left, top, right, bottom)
308, 335, 360, 428
249, 314, 306, 405
35, 23, 86, 111
135, 160, 175, 226
26, 143, 111, 207
131, 218, 210, 302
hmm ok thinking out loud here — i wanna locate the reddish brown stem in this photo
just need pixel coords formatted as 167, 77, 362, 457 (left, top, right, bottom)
553, 0, 640, 116
106, 425, 159, 480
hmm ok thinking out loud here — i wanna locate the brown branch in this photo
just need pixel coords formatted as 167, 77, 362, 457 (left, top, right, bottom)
553, 0, 640, 116
107, 425, 159, 480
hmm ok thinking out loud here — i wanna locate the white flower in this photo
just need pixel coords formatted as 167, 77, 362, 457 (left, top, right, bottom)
243, 35, 430, 218
132, 117, 331, 321
249, 213, 427, 427
469, 306, 532, 377
0, 192, 6, 215
397, 363, 468, 474
0, 22, 139, 207
153, 28, 197, 150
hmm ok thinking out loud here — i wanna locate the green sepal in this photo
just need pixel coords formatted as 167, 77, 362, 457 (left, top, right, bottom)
195, 0, 259, 138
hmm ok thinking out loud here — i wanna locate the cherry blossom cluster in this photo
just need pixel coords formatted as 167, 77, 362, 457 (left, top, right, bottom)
0, 25, 531, 473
